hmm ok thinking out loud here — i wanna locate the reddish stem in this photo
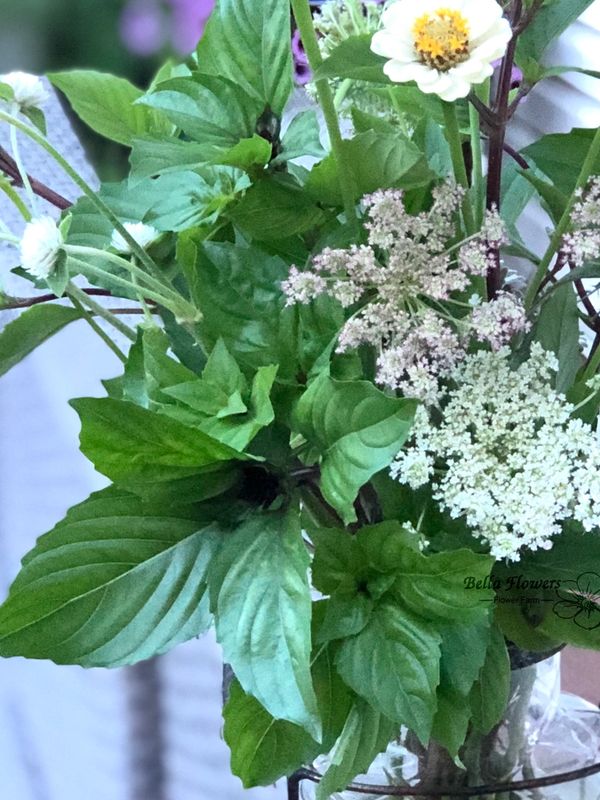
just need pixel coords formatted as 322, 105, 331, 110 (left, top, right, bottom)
0, 146, 72, 211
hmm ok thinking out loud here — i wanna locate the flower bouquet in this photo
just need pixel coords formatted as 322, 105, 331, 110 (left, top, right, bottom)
0, 0, 600, 797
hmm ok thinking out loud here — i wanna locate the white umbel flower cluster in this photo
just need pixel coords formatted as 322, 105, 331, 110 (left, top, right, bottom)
20, 216, 63, 279
371, 0, 512, 102
391, 345, 600, 561
563, 176, 600, 268
110, 222, 159, 254
0, 71, 48, 110
471, 291, 531, 351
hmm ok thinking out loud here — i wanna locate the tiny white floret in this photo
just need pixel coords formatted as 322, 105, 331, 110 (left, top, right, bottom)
0, 72, 49, 109
371, 0, 512, 102
20, 216, 63, 279
110, 222, 160, 254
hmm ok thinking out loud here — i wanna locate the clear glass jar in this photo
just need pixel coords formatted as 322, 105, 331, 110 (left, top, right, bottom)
300, 651, 600, 800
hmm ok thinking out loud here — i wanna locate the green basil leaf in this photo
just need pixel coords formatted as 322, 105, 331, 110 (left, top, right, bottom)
0, 488, 220, 667
316, 698, 395, 800
534, 283, 582, 394
294, 375, 417, 523
70, 397, 247, 492
196, 0, 293, 115
49, 70, 170, 146
0, 304, 81, 378
335, 601, 441, 743
209, 509, 320, 738
517, 1, 597, 62
469, 625, 511, 735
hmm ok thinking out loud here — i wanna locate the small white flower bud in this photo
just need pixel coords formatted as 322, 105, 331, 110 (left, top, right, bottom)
0, 72, 48, 110
110, 222, 159, 254
20, 216, 63, 279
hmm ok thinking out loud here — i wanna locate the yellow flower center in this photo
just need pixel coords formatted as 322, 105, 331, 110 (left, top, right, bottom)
412, 8, 470, 72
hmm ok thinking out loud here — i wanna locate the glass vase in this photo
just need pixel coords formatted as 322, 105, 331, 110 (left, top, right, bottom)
299, 650, 600, 800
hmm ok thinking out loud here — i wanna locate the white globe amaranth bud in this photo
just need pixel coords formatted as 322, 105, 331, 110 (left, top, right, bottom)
110, 222, 160, 254
20, 216, 64, 279
0, 71, 49, 110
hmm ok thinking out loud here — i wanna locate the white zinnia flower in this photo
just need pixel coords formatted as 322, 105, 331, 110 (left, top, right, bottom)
371, 0, 512, 102
110, 222, 159, 254
0, 71, 49, 109
20, 216, 63, 279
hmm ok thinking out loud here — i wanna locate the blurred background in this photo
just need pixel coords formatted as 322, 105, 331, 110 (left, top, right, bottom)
0, 0, 215, 179
0, 2, 599, 800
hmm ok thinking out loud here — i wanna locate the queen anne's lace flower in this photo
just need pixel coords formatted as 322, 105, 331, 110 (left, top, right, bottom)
471, 291, 531, 350
391, 345, 600, 561
371, 0, 512, 102
19, 216, 63, 279
110, 222, 159, 254
563, 177, 600, 267
0, 72, 48, 110
283, 185, 521, 402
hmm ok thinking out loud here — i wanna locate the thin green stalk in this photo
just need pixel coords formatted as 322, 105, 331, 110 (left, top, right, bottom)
584, 338, 600, 382
65, 244, 196, 317
0, 177, 31, 221
290, 0, 357, 226
0, 110, 166, 283
525, 125, 600, 309
469, 98, 484, 229
442, 101, 476, 235
0, 230, 21, 245
68, 256, 189, 319
333, 78, 353, 111
67, 281, 137, 343
67, 291, 128, 363
9, 110, 37, 216
131, 261, 156, 325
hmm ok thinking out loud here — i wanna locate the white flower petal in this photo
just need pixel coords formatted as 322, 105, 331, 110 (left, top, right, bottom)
437, 77, 473, 101
452, 59, 494, 82
20, 217, 63, 279
0, 72, 48, 110
371, 0, 510, 101
472, 20, 513, 56
384, 60, 431, 84
371, 31, 415, 62
111, 222, 160, 254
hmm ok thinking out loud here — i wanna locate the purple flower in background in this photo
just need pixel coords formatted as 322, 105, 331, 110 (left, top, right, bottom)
169, 0, 215, 54
292, 29, 311, 85
120, 0, 166, 56
120, 0, 215, 56
492, 59, 524, 90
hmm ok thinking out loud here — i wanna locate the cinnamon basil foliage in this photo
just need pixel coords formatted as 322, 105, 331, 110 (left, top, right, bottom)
0, 0, 599, 794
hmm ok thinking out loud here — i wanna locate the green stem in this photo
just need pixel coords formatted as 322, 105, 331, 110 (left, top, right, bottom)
65, 244, 197, 319
66, 290, 128, 363
9, 109, 37, 216
66, 245, 174, 301
442, 101, 476, 235
0, 230, 21, 245
469, 97, 484, 229
525, 125, 600, 310
0, 110, 166, 283
290, 0, 357, 226
67, 281, 137, 343
68, 256, 186, 319
131, 260, 156, 325
583, 339, 600, 381
0, 177, 31, 221
333, 78, 352, 111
